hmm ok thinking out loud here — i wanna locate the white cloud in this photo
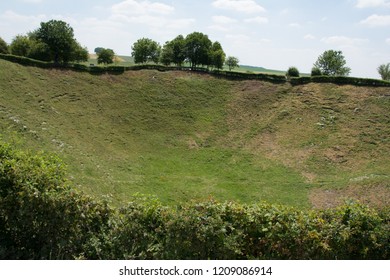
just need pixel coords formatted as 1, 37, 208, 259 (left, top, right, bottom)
212, 0, 266, 14
0, 10, 47, 41
356, 0, 390, 8
22, 0, 44, 3
109, 0, 194, 36
212, 15, 238, 24
321, 36, 368, 46
0, 10, 46, 23
360, 14, 390, 26
244, 16, 268, 24
386, 38, 390, 44
111, 0, 175, 16
208, 25, 229, 32
289, 23, 301, 28
304, 34, 316, 40
226, 34, 251, 42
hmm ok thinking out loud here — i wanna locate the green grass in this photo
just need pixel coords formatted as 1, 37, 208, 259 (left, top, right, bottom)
0, 59, 389, 208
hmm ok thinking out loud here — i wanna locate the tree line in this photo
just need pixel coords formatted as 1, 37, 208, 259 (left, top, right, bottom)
0, 20, 88, 65
96, 32, 240, 71
1, 19, 389, 80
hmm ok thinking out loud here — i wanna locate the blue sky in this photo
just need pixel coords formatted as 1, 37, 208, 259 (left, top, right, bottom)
1, 0, 389, 78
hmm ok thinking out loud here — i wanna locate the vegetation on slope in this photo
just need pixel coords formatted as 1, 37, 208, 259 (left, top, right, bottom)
1, 143, 388, 259
0, 59, 389, 208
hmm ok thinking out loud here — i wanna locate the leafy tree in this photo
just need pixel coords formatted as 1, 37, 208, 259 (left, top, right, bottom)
69, 41, 89, 63
131, 38, 161, 64
0, 37, 9, 54
377, 63, 390, 80
225, 56, 239, 71
160, 35, 186, 66
287, 66, 300, 78
94, 47, 104, 55
10, 35, 31, 57
97, 48, 115, 65
185, 32, 212, 69
311, 67, 322, 76
160, 42, 174, 66
313, 50, 351, 76
35, 20, 78, 64
209, 41, 226, 70
28, 39, 51, 62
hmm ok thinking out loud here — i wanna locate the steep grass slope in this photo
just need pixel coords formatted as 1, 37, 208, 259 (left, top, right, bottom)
0, 59, 389, 208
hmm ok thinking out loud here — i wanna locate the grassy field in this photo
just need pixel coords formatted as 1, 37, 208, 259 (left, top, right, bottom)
0, 59, 389, 208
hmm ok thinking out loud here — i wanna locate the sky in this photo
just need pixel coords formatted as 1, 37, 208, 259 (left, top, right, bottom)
0, 0, 389, 78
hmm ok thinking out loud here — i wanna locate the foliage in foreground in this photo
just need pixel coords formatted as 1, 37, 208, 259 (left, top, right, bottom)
0, 142, 389, 260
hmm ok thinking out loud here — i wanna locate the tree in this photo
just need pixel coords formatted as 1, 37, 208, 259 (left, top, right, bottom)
94, 47, 104, 55
225, 56, 239, 71
35, 20, 78, 64
131, 38, 161, 64
311, 67, 322, 76
209, 41, 226, 70
69, 41, 88, 63
28, 39, 51, 62
286, 66, 300, 78
10, 35, 31, 57
97, 48, 115, 65
313, 50, 351, 76
160, 35, 186, 66
160, 42, 174, 66
185, 32, 212, 69
377, 63, 390, 80
0, 37, 9, 54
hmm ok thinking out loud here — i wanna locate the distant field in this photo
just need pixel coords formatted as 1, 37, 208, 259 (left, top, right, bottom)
87, 54, 135, 66
0, 59, 389, 208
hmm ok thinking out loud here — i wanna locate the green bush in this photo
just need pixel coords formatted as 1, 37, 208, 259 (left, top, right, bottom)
0, 142, 111, 259
0, 53, 54, 68
72, 63, 89, 72
287, 67, 300, 78
311, 67, 322, 76
290, 75, 390, 87
106, 65, 125, 74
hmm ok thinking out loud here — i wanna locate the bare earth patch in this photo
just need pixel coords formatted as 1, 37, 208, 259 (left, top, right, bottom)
309, 184, 390, 209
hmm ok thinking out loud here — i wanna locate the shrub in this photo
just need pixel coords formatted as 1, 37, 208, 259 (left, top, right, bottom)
290, 75, 390, 87
0, 142, 111, 259
287, 67, 300, 78
0, 53, 54, 68
0, 37, 9, 54
311, 67, 322, 76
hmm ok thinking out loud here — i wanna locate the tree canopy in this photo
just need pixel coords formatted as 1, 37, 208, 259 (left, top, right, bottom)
97, 48, 115, 65
159, 33, 226, 70
0, 37, 8, 54
377, 63, 390, 80
209, 41, 226, 70
185, 32, 212, 70
35, 20, 78, 64
131, 38, 161, 64
225, 56, 240, 71
160, 35, 186, 66
9, 35, 30, 57
6, 20, 88, 65
313, 50, 351, 76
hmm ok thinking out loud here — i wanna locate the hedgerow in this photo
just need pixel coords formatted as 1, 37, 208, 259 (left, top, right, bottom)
2, 54, 389, 87
290, 75, 390, 87
0, 144, 389, 259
